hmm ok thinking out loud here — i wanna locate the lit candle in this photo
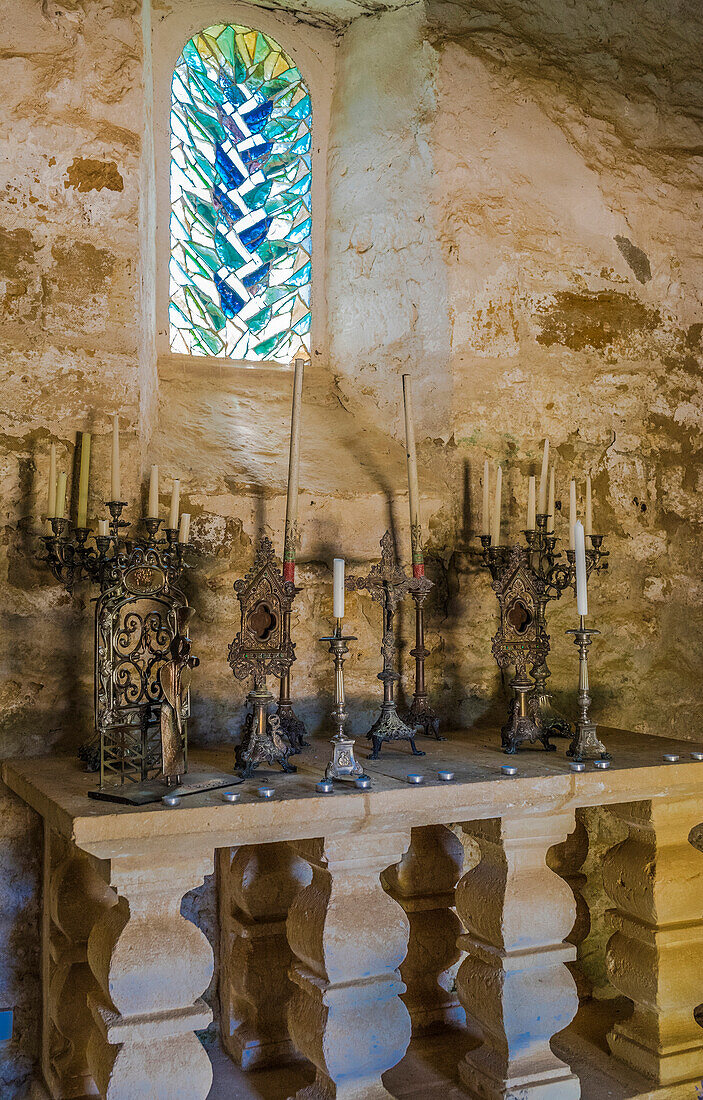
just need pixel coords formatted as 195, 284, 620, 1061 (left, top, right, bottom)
178, 512, 190, 544
569, 479, 577, 551
56, 472, 67, 520
148, 464, 159, 518
491, 465, 502, 545
169, 478, 180, 530
333, 557, 345, 620
283, 358, 305, 581
538, 439, 550, 514
585, 474, 593, 540
527, 475, 536, 531
482, 459, 490, 537
76, 432, 91, 528
574, 520, 588, 617
111, 415, 121, 501
547, 467, 555, 533
98, 519, 109, 536
47, 443, 57, 519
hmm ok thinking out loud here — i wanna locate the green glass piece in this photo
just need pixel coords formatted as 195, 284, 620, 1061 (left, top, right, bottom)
253, 33, 269, 64
287, 261, 311, 288
243, 179, 273, 208
246, 304, 272, 332
291, 312, 310, 335
257, 240, 294, 265
216, 24, 237, 65
252, 332, 281, 357
286, 94, 311, 121
215, 232, 248, 270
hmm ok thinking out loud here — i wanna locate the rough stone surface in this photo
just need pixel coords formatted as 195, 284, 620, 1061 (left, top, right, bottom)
1, 0, 703, 1092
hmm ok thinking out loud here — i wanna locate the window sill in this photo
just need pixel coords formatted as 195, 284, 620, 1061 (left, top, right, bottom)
158, 351, 295, 383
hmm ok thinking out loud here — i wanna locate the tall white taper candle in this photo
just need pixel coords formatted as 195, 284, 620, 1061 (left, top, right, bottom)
169, 479, 180, 530
178, 513, 190, 544
148, 464, 159, 518
527, 475, 536, 530
111, 415, 121, 501
569, 479, 577, 551
47, 443, 57, 519
538, 439, 550, 513
491, 465, 502, 545
77, 433, 91, 528
333, 558, 345, 619
482, 459, 490, 537
56, 472, 67, 520
574, 520, 588, 616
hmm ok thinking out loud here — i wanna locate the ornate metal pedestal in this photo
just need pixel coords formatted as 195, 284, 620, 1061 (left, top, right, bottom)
320, 621, 364, 783
38, 503, 239, 803
490, 547, 555, 754
566, 617, 610, 762
347, 531, 432, 759
480, 514, 608, 737
229, 538, 297, 779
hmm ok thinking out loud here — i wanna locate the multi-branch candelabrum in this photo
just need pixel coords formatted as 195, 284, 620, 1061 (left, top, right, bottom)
40, 502, 191, 593
480, 512, 608, 735
320, 619, 365, 783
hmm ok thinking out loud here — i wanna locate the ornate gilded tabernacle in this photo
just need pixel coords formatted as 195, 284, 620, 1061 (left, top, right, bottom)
229, 537, 297, 778
491, 546, 555, 754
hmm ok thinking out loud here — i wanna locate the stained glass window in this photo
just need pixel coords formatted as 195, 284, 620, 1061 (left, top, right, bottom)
169, 24, 312, 362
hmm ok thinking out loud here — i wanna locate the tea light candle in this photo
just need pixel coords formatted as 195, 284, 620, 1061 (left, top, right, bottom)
570, 761, 585, 772
594, 759, 611, 770
162, 793, 180, 806
355, 775, 371, 789
406, 774, 424, 784
257, 786, 275, 799
501, 764, 518, 776
690, 751, 703, 761
316, 779, 334, 793
663, 753, 680, 763
437, 769, 454, 782
333, 558, 345, 620
223, 789, 240, 802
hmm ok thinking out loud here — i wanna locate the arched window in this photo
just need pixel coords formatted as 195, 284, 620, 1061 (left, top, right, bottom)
169, 24, 312, 362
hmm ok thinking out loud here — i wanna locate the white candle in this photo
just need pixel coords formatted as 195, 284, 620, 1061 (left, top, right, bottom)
148, 464, 159, 518
111, 415, 121, 501
333, 557, 345, 619
547, 467, 555, 534
574, 520, 588, 617
77, 432, 91, 528
482, 459, 490, 537
47, 444, 57, 519
98, 519, 109, 536
491, 465, 502, 545
56, 472, 67, 520
569, 479, 577, 551
169, 478, 180, 530
402, 375, 421, 532
178, 512, 190, 544
527, 475, 536, 530
283, 358, 305, 566
585, 474, 593, 539
538, 439, 550, 514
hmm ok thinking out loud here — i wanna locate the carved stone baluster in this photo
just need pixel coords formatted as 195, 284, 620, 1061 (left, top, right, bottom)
86, 851, 215, 1099
382, 824, 464, 1035
217, 842, 311, 1069
547, 811, 592, 1001
44, 827, 117, 1099
456, 813, 580, 1099
603, 797, 703, 1087
287, 831, 412, 1100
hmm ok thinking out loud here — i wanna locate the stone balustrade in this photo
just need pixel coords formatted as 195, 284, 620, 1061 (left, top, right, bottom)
4, 727, 703, 1100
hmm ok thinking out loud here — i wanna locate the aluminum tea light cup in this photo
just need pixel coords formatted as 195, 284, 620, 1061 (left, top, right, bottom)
222, 789, 240, 803
569, 762, 586, 773
316, 779, 334, 794
354, 775, 371, 790
663, 753, 680, 763
162, 793, 181, 807
406, 774, 424, 785
594, 759, 611, 770
691, 751, 703, 761
501, 764, 518, 776
437, 769, 454, 782
257, 786, 276, 799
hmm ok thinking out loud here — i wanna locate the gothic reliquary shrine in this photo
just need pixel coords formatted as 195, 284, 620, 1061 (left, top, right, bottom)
1, 0, 702, 1098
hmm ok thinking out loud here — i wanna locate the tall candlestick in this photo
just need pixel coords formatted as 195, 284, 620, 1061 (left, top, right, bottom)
585, 474, 593, 540
482, 459, 490, 537
333, 558, 345, 620
283, 358, 305, 581
47, 444, 57, 519
491, 465, 502, 545
169, 478, 180, 530
77, 432, 91, 528
569, 479, 577, 551
538, 439, 550, 514
111, 415, 121, 501
178, 512, 190, 544
148, 464, 159, 518
574, 520, 588, 616
56, 472, 67, 520
527, 475, 536, 531
547, 467, 555, 534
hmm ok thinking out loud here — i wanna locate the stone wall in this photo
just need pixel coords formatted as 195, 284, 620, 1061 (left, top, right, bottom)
0, 0, 702, 1091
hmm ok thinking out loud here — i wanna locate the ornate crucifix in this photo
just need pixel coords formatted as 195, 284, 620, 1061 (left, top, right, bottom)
346, 530, 432, 759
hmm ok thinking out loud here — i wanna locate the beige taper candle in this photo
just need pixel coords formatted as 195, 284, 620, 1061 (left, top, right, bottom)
491, 465, 502, 545
56, 472, 67, 520
547, 467, 555, 533
47, 444, 57, 519
402, 375, 421, 532
585, 474, 593, 539
111, 415, 121, 501
283, 358, 305, 579
569, 479, 577, 551
538, 438, 550, 514
76, 433, 91, 528
482, 459, 490, 537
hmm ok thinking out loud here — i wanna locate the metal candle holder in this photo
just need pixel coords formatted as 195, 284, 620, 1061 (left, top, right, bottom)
276, 589, 309, 753
480, 512, 608, 736
404, 525, 443, 740
346, 530, 432, 759
566, 616, 610, 762
319, 619, 364, 782
37, 502, 238, 802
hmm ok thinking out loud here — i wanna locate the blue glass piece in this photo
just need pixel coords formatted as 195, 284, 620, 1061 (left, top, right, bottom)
238, 214, 272, 250
215, 144, 246, 189
218, 71, 246, 106
287, 217, 311, 245
242, 99, 273, 133
215, 274, 246, 318
241, 262, 270, 289
213, 186, 241, 224
240, 140, 272, 167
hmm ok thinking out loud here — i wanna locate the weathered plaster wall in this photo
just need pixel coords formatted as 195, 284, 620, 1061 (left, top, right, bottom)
0, 0, 702, 1091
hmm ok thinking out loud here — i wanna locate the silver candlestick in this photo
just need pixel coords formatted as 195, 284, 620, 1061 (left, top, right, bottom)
565, 615, 610, 762
320, 619, 364, 783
